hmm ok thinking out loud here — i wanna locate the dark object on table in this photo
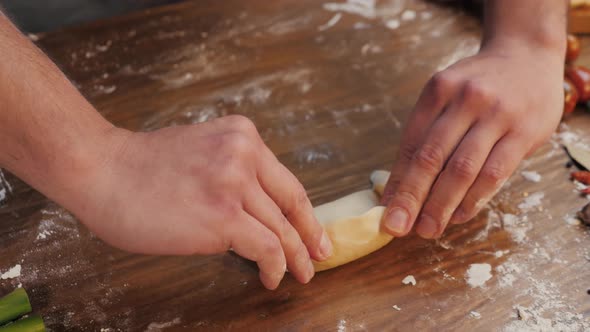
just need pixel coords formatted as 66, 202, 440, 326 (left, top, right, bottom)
576, 202, 590, 226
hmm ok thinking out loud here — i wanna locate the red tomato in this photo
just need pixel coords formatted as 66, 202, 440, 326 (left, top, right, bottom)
566, 34, 581, 63
566, 66, 590, 102
564, 77, 579, 115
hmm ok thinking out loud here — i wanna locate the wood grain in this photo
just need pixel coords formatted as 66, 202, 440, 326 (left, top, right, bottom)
0, 0, 589, 330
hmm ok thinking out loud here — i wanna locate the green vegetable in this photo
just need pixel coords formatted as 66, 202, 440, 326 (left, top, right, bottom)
0, 315, 45, 332
0, 288, 32, 326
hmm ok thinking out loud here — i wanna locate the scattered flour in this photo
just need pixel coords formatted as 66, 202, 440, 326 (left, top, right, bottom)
402, 275, 416, 286
565, 215, 581, 226
494, 250, 509, 258
518, 192, 544, 212
145, 318, 181, 332
337, 319, 347, 332
469, 311, 481, 319
0, 169, 13, 204
1, 264, 22, 280
318, 13, 343, 31
392, 305, 401, 311
323, 0, 377, 19
400, 10, 416, 21
502, 213, 531, 244
552, 123, 581, 146
520, 171, 541, 183
496, 261, 520, 288
384, 19, 400, 30
465, 263, 492, 288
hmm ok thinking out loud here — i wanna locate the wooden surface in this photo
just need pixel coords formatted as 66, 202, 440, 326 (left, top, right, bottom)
1, 0, 589, 330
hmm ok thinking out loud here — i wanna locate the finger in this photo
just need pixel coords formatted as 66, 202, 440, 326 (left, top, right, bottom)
382, 71, 461, 204
450, 134, 529, 224
415, 122, 504, 239
243, 185, 315, 284
229, 212, 287, 290
382, 106, 474, 236
257, 147, 332, 262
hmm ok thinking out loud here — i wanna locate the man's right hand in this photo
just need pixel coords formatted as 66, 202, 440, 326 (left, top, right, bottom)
74, 115, 332, 290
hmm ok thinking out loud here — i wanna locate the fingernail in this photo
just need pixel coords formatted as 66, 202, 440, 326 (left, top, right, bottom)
319, 231, 333, 260
417, 214, 439, 238
384, 207, 409, 234
305, 260, 315, 283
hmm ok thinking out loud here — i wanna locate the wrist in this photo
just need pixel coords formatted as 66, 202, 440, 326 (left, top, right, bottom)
46, 123, 133, 216
482, 0, 567, 62
481, 33, 566, 63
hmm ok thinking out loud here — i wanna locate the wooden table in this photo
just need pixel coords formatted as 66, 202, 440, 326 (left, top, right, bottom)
1, 0, 589, 330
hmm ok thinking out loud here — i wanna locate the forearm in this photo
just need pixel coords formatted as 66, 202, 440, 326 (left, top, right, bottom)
483, 0, 568, 56
0, 12, 121, 205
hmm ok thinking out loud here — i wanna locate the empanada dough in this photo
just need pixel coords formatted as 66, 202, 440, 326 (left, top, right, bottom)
312, 170, 392, 272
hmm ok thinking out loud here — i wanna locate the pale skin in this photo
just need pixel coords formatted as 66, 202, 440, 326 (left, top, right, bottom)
0, 1, 567, 289
381, 0, 568, 239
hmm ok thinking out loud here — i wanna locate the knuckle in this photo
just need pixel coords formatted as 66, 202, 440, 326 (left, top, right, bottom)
481, 163, 507, 185
288, 185, 310, 215
274, 214, 291, 242
399, 142, 419, 161
224, 132, 253, 155
226, 114, 258, 135
293, 242, 310, 265
413, 143, 445, 173
448, 156, 478, 180
461, 80, 488, 103
262, 234, 283, 257
429, 72, 456, 96
393, 189, 421, 210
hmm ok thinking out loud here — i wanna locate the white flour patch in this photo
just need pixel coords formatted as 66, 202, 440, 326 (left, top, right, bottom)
402, 275, 416, 286
465, 263, 492, 288
96, 40, 112, 52
565, 215, 581, 226
469, 311, 481, 319
495, 250, 508, 258
518, 192, 544, 211
0, 169, 13, 204
337, 319, 347, 332
145, 318, 181, 331
93, 84, 117, 95
400, 10, 416, 21
323, 0, 405, 21
501, 213, 531, 244
521, 171, 541, 183
496, 261, 520, 288
361, 43, 382, 55
1, 264, 22, 280
318, 13, 342, 31
295, 144, 334, 168
392, 305, 401, 311
496, 241, 590, 331
384, 19, 400, 30
552, 123, 581, 146
324, 0, 377, 19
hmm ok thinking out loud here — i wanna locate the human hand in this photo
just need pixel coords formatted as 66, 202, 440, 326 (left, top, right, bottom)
70, 115, 332, 290
381, 39, 564, 239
